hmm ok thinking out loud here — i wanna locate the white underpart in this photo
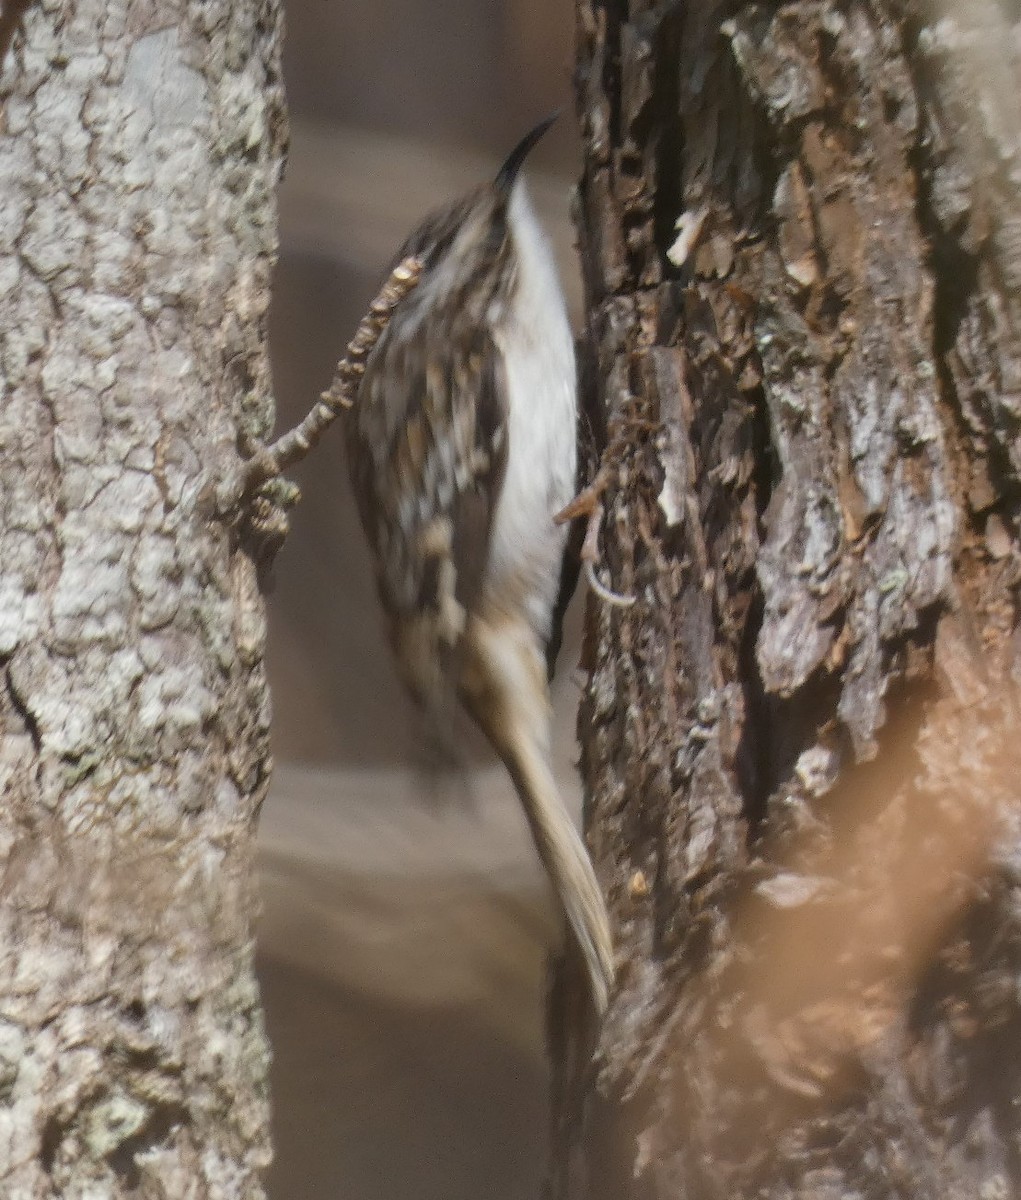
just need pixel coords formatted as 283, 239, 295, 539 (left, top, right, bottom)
487, 182, 577, 644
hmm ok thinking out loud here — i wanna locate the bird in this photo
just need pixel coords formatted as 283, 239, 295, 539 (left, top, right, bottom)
345, 115, 615, 1017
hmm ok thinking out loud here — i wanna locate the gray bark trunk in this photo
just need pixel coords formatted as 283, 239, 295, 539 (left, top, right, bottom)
559, 1, 1021, 1196
0, 1, 284, 1193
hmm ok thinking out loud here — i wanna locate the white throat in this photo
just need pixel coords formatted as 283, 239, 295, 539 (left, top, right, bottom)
486, 182, 578, 643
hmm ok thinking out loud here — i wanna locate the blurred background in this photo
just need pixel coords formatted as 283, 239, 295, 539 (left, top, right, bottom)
256, 3, 584, 1196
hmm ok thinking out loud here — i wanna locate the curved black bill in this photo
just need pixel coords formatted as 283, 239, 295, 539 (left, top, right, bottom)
495, 111, 560, 194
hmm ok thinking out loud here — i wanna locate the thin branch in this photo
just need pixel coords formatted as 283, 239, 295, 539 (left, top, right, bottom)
239, 254, 423, 496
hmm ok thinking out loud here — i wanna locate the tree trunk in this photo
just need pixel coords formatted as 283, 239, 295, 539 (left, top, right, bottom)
0, 1, 284, 1193
559, 1, 1021, 1196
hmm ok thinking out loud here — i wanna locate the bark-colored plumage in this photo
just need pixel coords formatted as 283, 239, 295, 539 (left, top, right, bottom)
347, 131, 615, 1016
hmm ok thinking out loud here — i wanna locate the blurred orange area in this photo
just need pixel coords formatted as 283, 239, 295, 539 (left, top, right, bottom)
666, 627, 1021, 1139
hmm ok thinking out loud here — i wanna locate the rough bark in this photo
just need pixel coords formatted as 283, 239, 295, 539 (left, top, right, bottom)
0, 0, 284, 1193
559, 1, 1021, 1196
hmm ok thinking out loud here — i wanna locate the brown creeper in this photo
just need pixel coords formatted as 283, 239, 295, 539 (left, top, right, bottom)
346, 117, 615, 1016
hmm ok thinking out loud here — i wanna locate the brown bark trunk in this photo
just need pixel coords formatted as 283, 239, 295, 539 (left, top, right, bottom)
559, 1, 1021, 1196
0, 1, 284, 1192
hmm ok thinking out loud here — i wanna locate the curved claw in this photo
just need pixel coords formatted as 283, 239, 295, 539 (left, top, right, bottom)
585, 560, 636, 608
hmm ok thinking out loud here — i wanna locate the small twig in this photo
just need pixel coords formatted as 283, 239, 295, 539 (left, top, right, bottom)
555, 468, 611, 527
239, 254, 423, 496
555, 466, 636, 609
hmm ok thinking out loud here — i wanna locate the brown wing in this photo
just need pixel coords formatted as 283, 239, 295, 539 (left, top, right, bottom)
346, 301, 508, 705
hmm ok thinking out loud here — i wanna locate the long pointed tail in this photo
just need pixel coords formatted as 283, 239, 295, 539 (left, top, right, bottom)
508, 740, 615, 1016
459, 612, 615, 1016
